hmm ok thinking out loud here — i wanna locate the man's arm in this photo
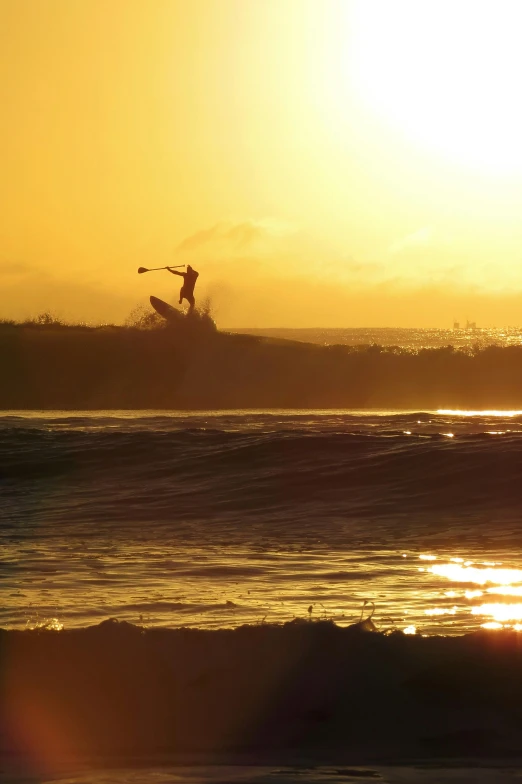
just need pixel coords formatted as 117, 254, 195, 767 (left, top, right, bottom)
167, 268, 185, 278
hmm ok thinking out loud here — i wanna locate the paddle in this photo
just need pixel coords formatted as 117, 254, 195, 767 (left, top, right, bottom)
137, 265, 186, 274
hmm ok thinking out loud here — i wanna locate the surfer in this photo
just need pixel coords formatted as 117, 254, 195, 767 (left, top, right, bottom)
167, 265, 199, 311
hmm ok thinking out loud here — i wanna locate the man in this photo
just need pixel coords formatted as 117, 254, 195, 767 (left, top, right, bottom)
167, 264, 199, 311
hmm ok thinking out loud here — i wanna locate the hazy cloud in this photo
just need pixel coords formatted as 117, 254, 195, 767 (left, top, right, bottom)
0, 261, 34, 276
175, 220, 470, 294
174, 219, 349, 283
389, 227, 434, 256
0, 266, 136, 323
176, 220, 294, 254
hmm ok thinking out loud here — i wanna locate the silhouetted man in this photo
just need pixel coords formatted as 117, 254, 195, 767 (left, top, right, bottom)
168, 265, 199, 311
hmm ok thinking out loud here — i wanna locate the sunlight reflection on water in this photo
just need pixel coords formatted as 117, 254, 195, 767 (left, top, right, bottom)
6, 549, 522, 637
430, 563, 522, 586
424, 556, 522, 631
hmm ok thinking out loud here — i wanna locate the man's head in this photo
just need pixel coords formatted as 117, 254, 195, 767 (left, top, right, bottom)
187, 265, 193, 273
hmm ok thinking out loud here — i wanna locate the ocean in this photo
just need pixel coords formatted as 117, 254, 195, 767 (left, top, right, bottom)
3, 408, 522, 638
229, 326, 522, 351
4, 324, 522, 781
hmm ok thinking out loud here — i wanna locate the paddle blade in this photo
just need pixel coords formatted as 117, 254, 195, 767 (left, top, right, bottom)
137, 267, 149, 274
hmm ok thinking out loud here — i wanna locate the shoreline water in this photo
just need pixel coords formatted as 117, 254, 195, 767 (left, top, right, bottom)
6, 759, 522, 784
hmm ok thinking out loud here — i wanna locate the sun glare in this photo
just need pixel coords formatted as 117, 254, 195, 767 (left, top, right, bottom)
430, 563, 522, 586
473, 604, 522, 622
352, 0, 522, 172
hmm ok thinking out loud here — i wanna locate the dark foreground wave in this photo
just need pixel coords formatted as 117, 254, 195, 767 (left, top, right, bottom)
2, 418, 522, 535
3, 619, 522, 769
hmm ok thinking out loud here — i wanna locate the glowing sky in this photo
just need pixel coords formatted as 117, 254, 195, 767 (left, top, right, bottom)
3, 0, 522, 327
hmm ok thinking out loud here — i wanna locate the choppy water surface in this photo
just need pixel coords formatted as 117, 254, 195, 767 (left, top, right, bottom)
2, 409, 522, 636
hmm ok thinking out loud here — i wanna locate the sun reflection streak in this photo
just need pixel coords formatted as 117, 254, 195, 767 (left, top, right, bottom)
472, 604, 522, 621
486, 586, 522, 596
425, 607, 457, 616
430, 563, 522, 586
465, 590, 483, 599
413, 552, 522, 632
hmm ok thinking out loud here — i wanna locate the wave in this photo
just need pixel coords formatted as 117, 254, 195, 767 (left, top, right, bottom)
3, 322, 522, 408
3, 618, 522, 767
2, 421, 522, 530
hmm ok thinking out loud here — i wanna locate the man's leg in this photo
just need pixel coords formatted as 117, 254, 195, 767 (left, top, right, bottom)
179, 286, 184, 305
186, 293, 195, 312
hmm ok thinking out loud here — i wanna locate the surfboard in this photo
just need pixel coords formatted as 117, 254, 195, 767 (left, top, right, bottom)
150, 296, 183, 323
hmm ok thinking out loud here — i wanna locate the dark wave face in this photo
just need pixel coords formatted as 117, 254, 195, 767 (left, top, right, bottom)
2, 410, 522, 634
2, 410, 522, 535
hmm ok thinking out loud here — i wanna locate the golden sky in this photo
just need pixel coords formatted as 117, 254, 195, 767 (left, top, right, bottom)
2, 0, 522, 327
